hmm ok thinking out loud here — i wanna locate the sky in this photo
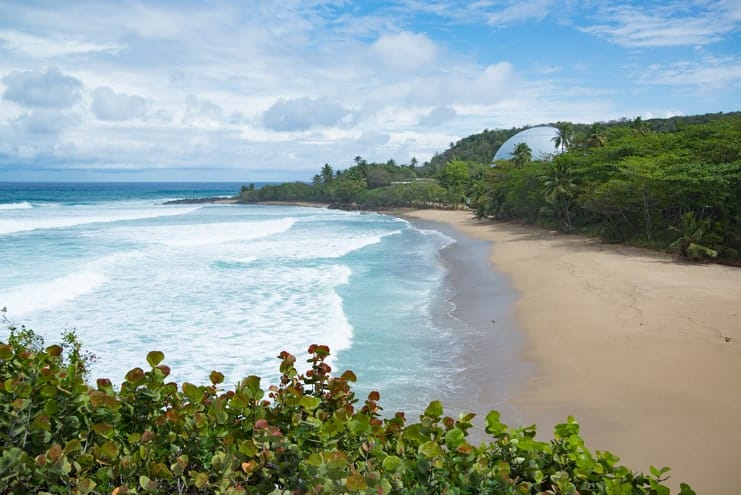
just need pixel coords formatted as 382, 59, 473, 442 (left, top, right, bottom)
0, 1, 739, 182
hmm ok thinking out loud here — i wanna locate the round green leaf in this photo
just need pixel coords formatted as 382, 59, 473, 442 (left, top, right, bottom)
146, 351, 165, 368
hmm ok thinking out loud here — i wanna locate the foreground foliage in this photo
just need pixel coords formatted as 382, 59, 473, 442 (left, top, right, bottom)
1, 328, 695, 494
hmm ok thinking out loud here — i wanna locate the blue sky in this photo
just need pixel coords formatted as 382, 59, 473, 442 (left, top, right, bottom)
0, 1, 739, 182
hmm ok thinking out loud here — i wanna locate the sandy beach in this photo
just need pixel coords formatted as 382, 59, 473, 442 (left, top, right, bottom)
402, 208, 741, 495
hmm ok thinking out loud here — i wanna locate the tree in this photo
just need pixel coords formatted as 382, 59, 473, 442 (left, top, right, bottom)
436, 159, 471, 207
541, 162, 578, 231
585, 124, 607, 148
320, 163, 334, 184
512, 142, 532, 168
552, 122, 574, 152
632, 116, 651, 136
669, 212, 722, 260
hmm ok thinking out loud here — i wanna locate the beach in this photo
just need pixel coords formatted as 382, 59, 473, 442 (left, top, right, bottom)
401, 208, 741, 495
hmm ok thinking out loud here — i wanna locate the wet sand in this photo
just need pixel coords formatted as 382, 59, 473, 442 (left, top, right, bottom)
401, 208, 741, 495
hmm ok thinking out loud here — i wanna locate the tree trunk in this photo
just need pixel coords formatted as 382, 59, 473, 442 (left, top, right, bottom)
642, 190, 653, 240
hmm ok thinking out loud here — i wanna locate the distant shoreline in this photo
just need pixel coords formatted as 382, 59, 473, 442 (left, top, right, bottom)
162, 196, 239, 205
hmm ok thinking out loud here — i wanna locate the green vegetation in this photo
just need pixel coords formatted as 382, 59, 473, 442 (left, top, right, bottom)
481, 113, 740, 262
1, 324, 694, 494
240, 112, 740, 263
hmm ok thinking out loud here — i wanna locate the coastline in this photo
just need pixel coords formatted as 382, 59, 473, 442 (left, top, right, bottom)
400, 208, 741, 495
397, 214, 530, 425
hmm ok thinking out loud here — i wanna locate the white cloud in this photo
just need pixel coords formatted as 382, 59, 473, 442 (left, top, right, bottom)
369, 31, 438, 71
419, 106, 456, 126
581, 2, 740, 48
262, 97, 355, 132
405, 62, 515, 106
0, 1, 738, 180
486, 0, 554, 27
638, 56, 741, 88
15, 108, 79, 135
182, 95, 225, 127
91, 87, 148, 121
0, 29, 123, 58
2, 67, 82, 108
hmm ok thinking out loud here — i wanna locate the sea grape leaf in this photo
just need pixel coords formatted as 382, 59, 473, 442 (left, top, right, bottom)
146, 351, 165, 368
345, 472, 367, 491
418, 441, 442, 459
424, 400, 443, 419
382, 455, 403, 472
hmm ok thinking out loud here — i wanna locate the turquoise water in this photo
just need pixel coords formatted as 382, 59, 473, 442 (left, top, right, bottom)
1, 182, 498, 414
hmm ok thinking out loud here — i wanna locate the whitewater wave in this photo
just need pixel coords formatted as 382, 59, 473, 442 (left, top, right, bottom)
238, 229, 403, 262
0, 201, 33, 210
0, 206, 201, 236
0, 269, 108, 318
116, 217, 297, 247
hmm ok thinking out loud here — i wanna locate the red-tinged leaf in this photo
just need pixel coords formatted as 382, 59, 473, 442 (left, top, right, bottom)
125, 367, 145, 384
92, 423, 112, 436
139, 475, 157, 491
346, 473, 367, 491
100, 441, 119, 460
47, 444, 63, 462
209, 370, 224, 385
96, 378, 112, 390
46, 344, 63, 357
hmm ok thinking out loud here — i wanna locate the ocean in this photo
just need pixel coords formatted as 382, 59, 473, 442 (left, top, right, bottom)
0, 182, 519, 417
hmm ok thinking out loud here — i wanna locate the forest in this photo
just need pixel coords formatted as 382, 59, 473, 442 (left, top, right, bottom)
240, 112, 741, 262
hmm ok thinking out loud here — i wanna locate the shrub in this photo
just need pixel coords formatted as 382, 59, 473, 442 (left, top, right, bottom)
0, 330, 694, 494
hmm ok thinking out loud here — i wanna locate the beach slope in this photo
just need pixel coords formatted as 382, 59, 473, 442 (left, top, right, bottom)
403, 209, 741, 495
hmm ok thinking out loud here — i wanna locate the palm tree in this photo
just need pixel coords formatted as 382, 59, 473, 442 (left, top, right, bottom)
669, 212, 722, 260
541, 162, 578, 231
632, 116, 651, 136
585, 124, 607, 148
551, 123, 574, 152
511, 142, 532, 168
320, 163, 334, 184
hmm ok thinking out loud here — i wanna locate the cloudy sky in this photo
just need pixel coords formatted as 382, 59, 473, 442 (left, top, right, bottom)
0, 1, 739, 182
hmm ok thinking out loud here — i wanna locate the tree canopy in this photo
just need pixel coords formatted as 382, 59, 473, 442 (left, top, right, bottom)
239, 111, 741, 263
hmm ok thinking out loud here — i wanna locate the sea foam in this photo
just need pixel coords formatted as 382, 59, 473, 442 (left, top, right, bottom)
114, 217, 297, 248
0, 205, 200, 235
1, 269, 108, 317
0, 201, 33, 210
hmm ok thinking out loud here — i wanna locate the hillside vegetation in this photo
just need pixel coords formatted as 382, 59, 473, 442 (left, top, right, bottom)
241, 112, 741, 263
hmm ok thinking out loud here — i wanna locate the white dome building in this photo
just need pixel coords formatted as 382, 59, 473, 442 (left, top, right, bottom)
492, 126, 563, 163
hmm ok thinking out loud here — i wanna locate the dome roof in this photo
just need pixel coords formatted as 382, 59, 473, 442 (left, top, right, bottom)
492, 126, 563, 163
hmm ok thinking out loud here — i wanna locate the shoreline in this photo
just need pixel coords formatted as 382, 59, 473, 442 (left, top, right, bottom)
398, 214, 530, 427
400, 208, 741, 495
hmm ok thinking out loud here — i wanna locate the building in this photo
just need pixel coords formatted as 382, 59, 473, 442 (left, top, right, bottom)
492, 126, 563, 163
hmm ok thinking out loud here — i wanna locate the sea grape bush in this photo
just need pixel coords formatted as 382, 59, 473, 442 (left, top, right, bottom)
0, 331, 695, 494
